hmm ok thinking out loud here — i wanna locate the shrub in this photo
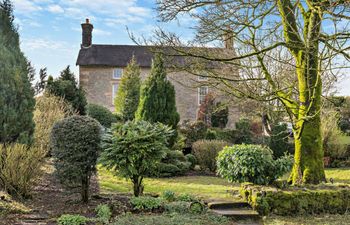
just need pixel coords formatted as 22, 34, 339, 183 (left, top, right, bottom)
156, 149, 191, 177
217, 144, 293, 185
100, 120, 172, 196
179, 120, 208, 147
321, 110, 348, 159
95, 204, 112, 224
51, 116, 101, 202
164, 201, 190, 213
269, 123, 290, 158
87, 104, 118, 128
185, 154, 196, 169
235, 118, 253, 144
241, 183, 350, 216
34, 94, 75, 155
157, 163, 181, 177
189, 202, 204, 214
162, 190, 176, 202
130, 196, 164, 210
0, 144, 44, 197
206, 128, 237, 143
177, 193, 198, 202
57, 214, 88, 225
192, 140, 229, 172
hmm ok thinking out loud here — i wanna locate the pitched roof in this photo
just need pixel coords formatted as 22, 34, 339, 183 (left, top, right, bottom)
76, 45, 154, 67
76, 44, 235, 68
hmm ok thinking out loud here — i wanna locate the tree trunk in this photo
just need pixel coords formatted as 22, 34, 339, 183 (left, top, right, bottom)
289, 115, 326, 184
132, 176, 144, 197
81, 176, 89, 203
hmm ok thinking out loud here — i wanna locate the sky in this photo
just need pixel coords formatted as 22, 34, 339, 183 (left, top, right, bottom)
11, 0, 350, 96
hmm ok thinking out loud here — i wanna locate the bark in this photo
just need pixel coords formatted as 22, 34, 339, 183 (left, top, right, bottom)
81, 175, 89, 203
132, 176, 144, 197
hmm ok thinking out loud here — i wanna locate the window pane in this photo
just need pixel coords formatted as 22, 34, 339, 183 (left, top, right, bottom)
198, 86, 208, 105
112, 84, 119, 103
113, 68, 123, 79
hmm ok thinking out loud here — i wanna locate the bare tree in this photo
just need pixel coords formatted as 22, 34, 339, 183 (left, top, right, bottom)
153, 0, 350, 184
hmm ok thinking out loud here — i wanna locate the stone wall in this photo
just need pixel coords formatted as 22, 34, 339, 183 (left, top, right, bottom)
79, 66, 240, 127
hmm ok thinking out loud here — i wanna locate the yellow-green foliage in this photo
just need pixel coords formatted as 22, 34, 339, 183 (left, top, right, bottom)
34, 94, 75, 155
0, 191, 30, 215
0, 144, 44, 197
240, 183, 350, 216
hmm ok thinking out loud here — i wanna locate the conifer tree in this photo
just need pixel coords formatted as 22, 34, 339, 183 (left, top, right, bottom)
114, 56, 141, 121
0, 0, 35, 143
46, 66, 87, 115
136, 54, 180, 130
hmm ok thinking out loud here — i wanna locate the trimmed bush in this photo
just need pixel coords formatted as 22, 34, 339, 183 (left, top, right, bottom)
192, 140, 229, 172
179, 120, 208, 147
235, 118, 253, 144
87, 104, 119, 128
241, 183, 350, 216
100, 120, 172, 196
0, 144, 44, 197
51, 116, 102, 202
157, 163, 181, 177
217, 144, 293, 185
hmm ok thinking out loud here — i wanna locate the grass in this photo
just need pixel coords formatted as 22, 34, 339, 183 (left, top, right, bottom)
98, 167, 240, 201
339, 135, 350, 145
264, 214, 350, 225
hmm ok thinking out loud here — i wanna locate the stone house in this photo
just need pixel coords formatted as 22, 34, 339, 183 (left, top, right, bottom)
76, 19, 240, 127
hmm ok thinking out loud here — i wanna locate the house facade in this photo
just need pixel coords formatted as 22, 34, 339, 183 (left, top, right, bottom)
76, 19, 240, 127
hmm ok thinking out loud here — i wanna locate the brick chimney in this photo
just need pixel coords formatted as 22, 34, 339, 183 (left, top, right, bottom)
81, 18, 93, 48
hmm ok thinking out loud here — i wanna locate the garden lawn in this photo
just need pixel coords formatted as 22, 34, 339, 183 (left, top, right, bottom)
98, 167, 240, 201
99, 167, 350, 201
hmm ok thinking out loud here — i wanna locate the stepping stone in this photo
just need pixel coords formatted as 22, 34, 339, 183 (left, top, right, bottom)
208, 201, 250, 210
210, 208, 260, 220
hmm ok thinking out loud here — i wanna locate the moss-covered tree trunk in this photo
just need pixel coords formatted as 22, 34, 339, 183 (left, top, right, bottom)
278, 0, 326, 184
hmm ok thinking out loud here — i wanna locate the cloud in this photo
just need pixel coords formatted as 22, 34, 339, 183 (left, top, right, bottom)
13, 0, 42, 13
47, 5, 64, 14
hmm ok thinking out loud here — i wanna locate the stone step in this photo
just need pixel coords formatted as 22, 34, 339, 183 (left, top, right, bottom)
210, 208, 260, 220
208, 201, 250, 210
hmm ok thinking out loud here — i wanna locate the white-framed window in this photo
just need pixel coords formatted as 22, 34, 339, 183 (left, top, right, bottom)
198, 86, 209, 105
113, 68, 123, 79
112, 83, 119, 104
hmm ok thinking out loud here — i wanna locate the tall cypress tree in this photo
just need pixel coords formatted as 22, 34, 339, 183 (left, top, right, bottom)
46, 66, 87, 115
115, 56, 141, 121
136, 53, 180, 130
0, 0, 35, 143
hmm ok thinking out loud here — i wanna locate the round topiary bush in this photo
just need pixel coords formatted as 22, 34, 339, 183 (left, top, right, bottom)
51, 115, 102, 202
217, 144, 293, 185
87, 104, 119, 128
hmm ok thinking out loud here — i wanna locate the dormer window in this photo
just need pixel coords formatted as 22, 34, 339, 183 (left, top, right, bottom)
113, 68, 123, 79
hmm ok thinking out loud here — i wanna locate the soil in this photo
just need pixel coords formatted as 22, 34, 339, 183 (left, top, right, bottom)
0, 161, 131, 225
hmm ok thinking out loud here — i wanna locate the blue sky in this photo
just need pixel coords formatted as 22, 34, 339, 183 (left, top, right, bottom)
12, 0, 350, 95
12, 0, 194, 78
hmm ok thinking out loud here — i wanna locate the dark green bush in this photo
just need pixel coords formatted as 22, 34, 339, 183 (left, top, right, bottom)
206, 128, 237, 143
100, 120, 172, 196
130, 196, 164, 211
156, 150, 192, 177
241, 183, 350, 216
185, 154, 196, 169
51, 116, 101, 202
157, 163, 181, 177
192, 140, 229, 172
87, 104, 119, 128
217, 144, 293, 185
235, 118, 253, 144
